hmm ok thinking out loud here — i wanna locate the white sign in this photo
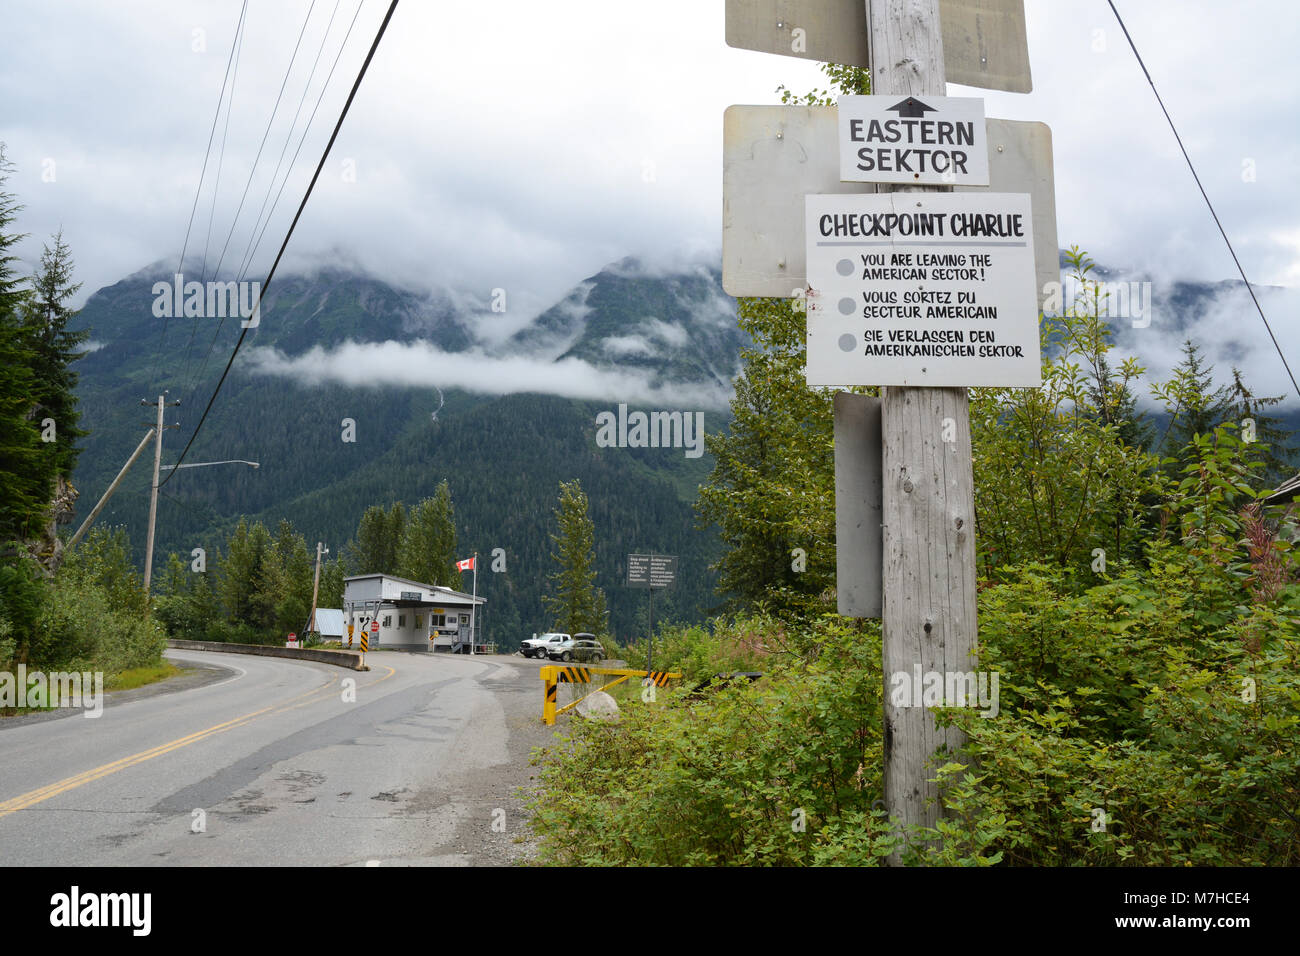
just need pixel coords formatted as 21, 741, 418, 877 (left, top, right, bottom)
838, 95, 988, 186
722, 107, 1059, 308
805, 192, 1041, 388
724, 0, 1032, 93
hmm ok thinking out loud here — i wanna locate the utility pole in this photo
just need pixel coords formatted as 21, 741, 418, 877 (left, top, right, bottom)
141, 394, 181, 599
868, 0, 977, 853
65, 427, 155, 556
304, 542, 328, 641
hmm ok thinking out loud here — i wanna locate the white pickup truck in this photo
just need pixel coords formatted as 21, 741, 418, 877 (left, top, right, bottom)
520, 632, 569, 659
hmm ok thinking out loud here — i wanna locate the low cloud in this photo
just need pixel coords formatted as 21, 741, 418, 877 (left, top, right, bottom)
602, 334, 655, 357
241, 339, 733, 409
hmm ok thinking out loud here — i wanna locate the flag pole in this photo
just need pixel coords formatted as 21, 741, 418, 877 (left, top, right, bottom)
470, 552, 478, 656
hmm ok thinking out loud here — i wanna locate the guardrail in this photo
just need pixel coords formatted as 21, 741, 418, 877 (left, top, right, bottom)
167, 639, 369, 671
539, 664, 681, 725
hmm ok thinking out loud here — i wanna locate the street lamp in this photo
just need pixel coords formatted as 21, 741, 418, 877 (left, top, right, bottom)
160, 460, 260, 471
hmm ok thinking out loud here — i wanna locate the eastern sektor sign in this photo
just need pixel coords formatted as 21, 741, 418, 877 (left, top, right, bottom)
627, 554, 678, 589
805, 192, 1041, 388
721, 106, 1059, 309
838, 95, 988, 186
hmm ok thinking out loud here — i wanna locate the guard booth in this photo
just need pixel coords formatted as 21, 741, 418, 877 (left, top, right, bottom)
343, 574, 486, 652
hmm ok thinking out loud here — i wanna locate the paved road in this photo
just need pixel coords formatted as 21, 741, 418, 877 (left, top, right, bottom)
0, 650, 551, 866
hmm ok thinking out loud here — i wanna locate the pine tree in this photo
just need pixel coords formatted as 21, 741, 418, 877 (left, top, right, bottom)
319, 554, 346, 607
694, 296, 837, 616
351, 503, 404, 575
396, 482, 457, 586
219, 519, 274, 632
542, 479, 608, 636
21, 229, 89, 478
266, 519, 312, 637
0, 144, 49, 547
1158, 340, 1236, 460
1226, 366, 1296, 488
386, 502, 405, 573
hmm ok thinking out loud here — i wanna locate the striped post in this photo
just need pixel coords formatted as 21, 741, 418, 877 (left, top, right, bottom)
541, 666, 558, 725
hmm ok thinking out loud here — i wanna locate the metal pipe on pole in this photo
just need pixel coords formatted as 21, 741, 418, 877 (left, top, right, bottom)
65, 427, 156, 555
469, 552, 477, 656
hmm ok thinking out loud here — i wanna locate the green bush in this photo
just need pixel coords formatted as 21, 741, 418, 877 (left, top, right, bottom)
15, 526, 167, 674
618, 617, 773, 680
527, 615, 884, 865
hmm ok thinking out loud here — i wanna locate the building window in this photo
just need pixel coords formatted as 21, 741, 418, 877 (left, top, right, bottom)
382, 615, 392, 627
398, 614, 406, 627
459, 613, 470, 625
414, 615, 423, 628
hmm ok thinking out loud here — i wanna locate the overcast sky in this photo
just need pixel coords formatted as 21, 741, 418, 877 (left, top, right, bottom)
2, 0, 1297, 397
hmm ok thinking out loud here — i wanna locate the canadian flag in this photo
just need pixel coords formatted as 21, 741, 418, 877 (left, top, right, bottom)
456, 557, 476, 571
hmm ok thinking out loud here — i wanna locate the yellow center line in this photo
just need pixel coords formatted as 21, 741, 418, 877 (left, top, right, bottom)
0, 669, 354, 820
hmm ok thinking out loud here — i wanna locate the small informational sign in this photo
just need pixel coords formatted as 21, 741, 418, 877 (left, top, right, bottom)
722, 107, 1058, 309
838, 95, 988, 186
805, 191, 1041, 387
399, 590, 421, 601
627, 553, 678, 589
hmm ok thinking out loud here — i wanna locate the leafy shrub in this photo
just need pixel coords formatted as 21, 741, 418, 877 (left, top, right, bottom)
527, 616, 883, 865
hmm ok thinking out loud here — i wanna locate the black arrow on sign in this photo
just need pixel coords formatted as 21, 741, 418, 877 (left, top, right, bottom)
887, 97, 936, 118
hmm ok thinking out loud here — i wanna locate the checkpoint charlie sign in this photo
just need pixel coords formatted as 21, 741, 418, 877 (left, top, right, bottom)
805, 191, 1041, 388
838, 95, 989, 186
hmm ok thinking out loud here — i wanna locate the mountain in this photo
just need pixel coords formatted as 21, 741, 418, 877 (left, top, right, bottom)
64, 249, 1298, 645
66, 258, 745, 644
506, 257, 746, 392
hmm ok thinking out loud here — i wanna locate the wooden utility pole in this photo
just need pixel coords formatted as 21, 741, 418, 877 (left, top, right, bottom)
868, 0, 978, 854
65, 427, 155, 555
141, 394, 181, 599
305, 541, 327, 641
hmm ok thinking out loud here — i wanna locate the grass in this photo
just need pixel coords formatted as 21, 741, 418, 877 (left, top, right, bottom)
0, 661, 184, 717
104, 662, 183, 691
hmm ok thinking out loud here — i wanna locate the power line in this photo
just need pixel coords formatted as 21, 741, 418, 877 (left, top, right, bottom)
160, 0, 400, 490
1107, 0, 1299, 401
184, 0, 362, 408
180, 0, 331, 401
198, 8, 249, 285
150, 0, 249, 391
234, 0, 347, 285
236, 0, 366, 280
209, 1, 319, 283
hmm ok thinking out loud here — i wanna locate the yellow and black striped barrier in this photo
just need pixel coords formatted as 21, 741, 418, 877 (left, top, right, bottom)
360, 633, 369, 653
539, 664, 681, 725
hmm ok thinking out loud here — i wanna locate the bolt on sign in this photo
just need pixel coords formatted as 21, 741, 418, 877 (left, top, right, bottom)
838, 95, 989, 186
804, 191, 1041, 387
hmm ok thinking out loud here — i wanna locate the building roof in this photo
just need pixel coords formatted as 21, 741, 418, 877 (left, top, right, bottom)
343, 573, 483, 605
313, 608, 344, 636
1265, 471, 1300, 505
